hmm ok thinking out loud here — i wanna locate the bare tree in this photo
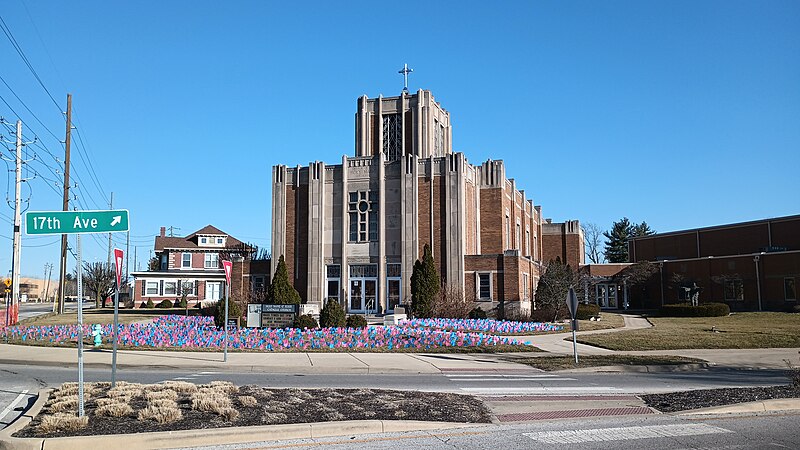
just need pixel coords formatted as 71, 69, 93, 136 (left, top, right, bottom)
582, 222, 605, 264
78, 262, 116, 308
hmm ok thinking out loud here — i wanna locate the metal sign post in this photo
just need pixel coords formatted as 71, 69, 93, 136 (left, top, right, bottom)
565, 287, 579, 365
76, 234, 84, 417
112, 248, 124, 387
222, 260, 232, 363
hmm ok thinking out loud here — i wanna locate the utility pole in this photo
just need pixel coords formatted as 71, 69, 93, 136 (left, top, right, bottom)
125, 231, 130, 290
107, 192, 113, 268
56, 94, 72, 315
10, 121, 23, 320
44, 263, 53, 303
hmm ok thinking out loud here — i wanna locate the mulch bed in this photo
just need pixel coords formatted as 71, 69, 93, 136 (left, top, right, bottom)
642, 385, 800, 413
15, 384, 491, 439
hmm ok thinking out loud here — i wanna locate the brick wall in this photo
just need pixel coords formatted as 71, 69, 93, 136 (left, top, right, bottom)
479, 188, 503, 254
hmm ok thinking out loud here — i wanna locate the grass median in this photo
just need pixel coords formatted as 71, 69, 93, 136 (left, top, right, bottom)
575, 312, 800, 350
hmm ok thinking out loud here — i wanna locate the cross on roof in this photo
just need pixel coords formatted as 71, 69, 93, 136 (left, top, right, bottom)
398, 64, 414, 93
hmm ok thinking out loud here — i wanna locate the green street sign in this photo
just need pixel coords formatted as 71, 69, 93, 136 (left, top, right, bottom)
25, 210, 130, 235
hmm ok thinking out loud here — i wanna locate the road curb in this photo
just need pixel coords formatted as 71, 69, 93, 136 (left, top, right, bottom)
0, 389, 476, 450
557, 363, 710, 374
0, 388, 49, 450
678, 398, 800, 415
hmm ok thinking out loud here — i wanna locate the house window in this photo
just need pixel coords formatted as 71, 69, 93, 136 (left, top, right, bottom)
145, 281, 159, 296
181, 281, 196, 296
522, 273, 529, 300
182, 253, 191, 268
786, 278, 797, 301
204, 253, 219, 269
206, 281, 222, 301
164, 281, 176, 296
382, 114, 402, 161
348, 191, 378, 242
326, 265, 340, 303
216, 237, 224, 245
477, 273, 492, 301
200, 237, 207, 244
724, 279, 744, 301
349, 264, 377, 278
252, 276, 265, 292
160, 255, 167, 270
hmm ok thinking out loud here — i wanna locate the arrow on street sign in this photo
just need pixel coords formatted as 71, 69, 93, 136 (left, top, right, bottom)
25, 210, 129, 235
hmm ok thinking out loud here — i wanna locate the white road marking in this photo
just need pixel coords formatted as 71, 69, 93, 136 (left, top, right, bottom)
444, 374, 562, 378
0, 389, 30, 423
450, 378, 577, 382
461, 387, 622, 394
525, 424, 733, 444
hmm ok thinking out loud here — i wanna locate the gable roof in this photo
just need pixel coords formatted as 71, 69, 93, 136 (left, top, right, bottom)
154, 225, 252, 252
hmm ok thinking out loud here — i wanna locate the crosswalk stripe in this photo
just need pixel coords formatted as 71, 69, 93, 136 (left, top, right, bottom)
524, 424, 732, 444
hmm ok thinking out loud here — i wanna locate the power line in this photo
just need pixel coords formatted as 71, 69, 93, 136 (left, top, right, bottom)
0, 13, 62, 112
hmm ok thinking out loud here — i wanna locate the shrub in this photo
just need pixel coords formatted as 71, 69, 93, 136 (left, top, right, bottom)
468, 307, 488, 320
346, 315, 368, 328
575, 303, 601, 320
214, 297, 243, 327
293, 314, 319, 329
268, 255, 302, 304
145, 299, 155, 309
156, 299, 173, 309
411, 245, 439, 318
785, 304, 800, 314
319, 298, 346, 328
531, 307, 569, 323
178, 296, 188, 309
432, 283, 473, 318
659, 302, 730, 317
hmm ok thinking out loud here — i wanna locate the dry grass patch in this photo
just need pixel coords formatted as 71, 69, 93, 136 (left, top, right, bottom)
95, 402, 133, 418
576, 312, 800, 350
163, 381, 198, 394
508, 355, 707, 371
145, 389, 178, 401
138, 405, 182, 424
36, 413, 88, 434
237, 396, 258, 407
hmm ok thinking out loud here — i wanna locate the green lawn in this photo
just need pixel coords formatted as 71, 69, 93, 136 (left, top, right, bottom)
576, 312, 800, 350
17, 308, 174, 326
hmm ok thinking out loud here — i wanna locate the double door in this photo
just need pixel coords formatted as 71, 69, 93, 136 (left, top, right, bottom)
349, 278, 377, 313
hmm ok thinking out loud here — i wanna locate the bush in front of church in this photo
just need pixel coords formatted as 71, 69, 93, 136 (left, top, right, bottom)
268, 255, 302, 304
411, 244, 439, 318
213, 296, 242, 327
320, 298, 346, 328
293, 314, 319, 330
346, 314, 368, 328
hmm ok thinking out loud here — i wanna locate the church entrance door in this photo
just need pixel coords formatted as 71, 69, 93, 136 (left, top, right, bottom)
349, 278, 377, 313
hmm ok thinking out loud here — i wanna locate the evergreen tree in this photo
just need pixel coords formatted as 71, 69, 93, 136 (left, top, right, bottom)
319, 298, 346, 328
410, 244, 439, 318
267, 255, 302, 304
603, 218, 656, 263
534, 257, 576, 322
214, 295, 243, 327
631, 221, 655, 237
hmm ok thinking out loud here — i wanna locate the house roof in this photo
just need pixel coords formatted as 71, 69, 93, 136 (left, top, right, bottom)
154, 225, 252, 252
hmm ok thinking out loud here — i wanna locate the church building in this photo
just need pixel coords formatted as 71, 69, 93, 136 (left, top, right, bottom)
271, 87, 583, 315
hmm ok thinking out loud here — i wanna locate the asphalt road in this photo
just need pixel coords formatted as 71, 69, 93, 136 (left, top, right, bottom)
172, 413, 800, 450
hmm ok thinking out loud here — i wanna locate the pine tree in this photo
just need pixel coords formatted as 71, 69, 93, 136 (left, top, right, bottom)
631, 221, 655, 237
214, 295, 243, 327
603, 217, 633, 263
267, 255, 302, 304
410, 244, 439, 318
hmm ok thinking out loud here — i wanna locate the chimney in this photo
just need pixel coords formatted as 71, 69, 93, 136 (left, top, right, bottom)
160, 227, 166, 237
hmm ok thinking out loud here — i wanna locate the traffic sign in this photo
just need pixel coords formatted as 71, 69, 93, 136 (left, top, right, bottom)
25, 210, 129, 235
565, 287, 579, 319
222, 260, 232, 284
2, 278, 10, 288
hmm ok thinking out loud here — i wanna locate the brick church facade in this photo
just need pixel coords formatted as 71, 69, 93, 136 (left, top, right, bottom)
271, 90, 583, 315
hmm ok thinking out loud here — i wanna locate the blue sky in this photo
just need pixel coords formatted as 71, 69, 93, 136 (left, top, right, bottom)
1, 0, 798, 278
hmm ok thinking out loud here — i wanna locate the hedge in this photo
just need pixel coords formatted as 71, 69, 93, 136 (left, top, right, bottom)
293, 314, 319, 329
345, 315, 368, 328
575, 303, 601, 320
659, 302, 730, 317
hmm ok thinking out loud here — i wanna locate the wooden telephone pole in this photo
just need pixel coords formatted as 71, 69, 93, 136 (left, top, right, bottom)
56, 94, 72, 314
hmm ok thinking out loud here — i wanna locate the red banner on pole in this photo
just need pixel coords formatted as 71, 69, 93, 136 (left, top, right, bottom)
222, 260, 232, 284
114, 248, 124, 287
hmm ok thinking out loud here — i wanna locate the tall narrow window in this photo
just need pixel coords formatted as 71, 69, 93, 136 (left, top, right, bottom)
525, 227, 530, 257
785, 278, 797, 301
522, 273, 529, 300
182, 253, 191, 268
382, 114, 402, 161
348, 190, 378, 242
515, 221, 521, 251
326, 265, 341, 303
478, 273, 492, 300
724, 279, 744, 301
505, 213, 511, 249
